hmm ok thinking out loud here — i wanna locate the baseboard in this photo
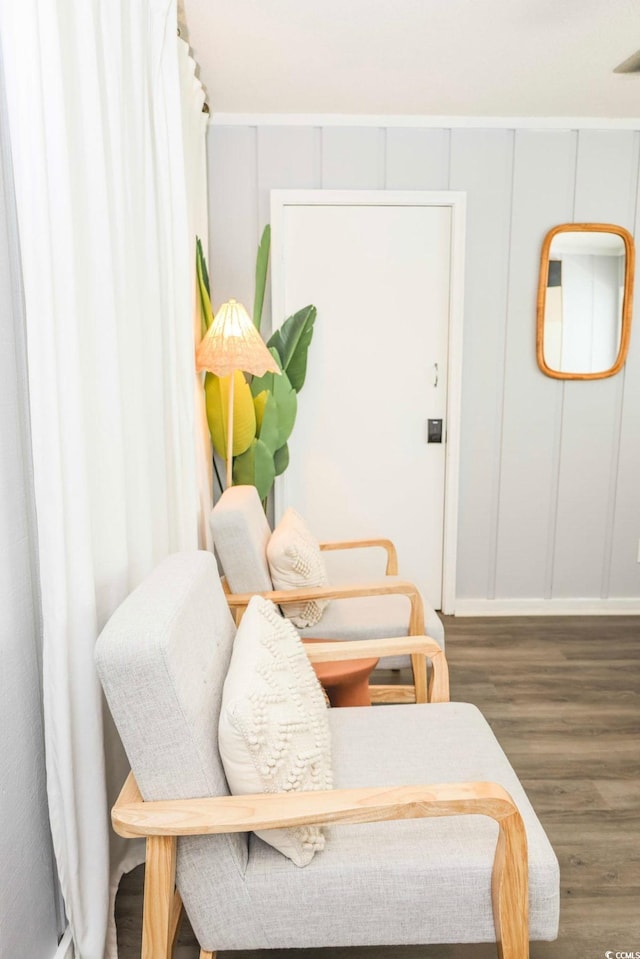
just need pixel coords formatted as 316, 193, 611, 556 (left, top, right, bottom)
454, 597, 640, 616
53, 928, 74, 959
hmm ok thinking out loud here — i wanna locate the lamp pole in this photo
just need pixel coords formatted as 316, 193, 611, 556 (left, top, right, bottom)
226, 372, 235, 489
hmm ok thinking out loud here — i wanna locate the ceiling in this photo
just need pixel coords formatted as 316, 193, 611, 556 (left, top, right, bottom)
180, 0, 640, 118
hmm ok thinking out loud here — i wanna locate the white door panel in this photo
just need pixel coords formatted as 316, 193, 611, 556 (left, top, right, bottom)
273, 193, 463, 611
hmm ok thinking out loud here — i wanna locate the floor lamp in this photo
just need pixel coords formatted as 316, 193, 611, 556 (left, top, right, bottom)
196, 298, 280, 489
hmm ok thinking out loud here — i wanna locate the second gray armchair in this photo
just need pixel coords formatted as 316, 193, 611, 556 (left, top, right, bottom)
210, 485, 445, 704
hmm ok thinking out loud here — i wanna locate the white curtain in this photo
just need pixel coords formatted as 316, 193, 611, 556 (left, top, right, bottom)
0, 2, 210, 957
178, 37, 213, 549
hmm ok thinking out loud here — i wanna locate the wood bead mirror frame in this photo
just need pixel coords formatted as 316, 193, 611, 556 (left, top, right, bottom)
536, 223, 635, 380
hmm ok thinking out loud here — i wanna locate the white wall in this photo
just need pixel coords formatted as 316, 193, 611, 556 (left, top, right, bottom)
207, 121, 640, 607
0, 68, 60, 959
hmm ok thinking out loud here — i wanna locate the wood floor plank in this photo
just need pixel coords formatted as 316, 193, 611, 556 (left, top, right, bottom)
115, 614, 640, 958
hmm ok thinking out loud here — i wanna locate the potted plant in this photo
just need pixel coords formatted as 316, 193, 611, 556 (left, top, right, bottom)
196, 227, 317, 504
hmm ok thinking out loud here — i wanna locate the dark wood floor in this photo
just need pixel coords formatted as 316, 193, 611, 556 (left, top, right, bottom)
116, 615, 640, 959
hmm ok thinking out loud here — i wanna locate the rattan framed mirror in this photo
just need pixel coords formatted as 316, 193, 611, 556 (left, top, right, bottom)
536, 223, 635, 380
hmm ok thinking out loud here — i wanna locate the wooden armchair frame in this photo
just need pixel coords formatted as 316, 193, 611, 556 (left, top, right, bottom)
111, 638, 528, 959
225, 574, 431, 705
113, 775, 528, 959
318, 537, 399, 576
303, 634, 449, 704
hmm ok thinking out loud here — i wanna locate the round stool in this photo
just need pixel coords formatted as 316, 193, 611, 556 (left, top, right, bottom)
304, 639, 379, 707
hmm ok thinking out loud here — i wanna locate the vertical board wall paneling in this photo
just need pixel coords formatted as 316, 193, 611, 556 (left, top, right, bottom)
207, 125, 257, 311
385, 128, 450, 190
449, 129, 514, 599
208, 121, 640, 604
553, 131, 640, 598
257, 127, 321, 334
610, 146, 640, 596
321, 127, 385, 189
494, 130, 576, 598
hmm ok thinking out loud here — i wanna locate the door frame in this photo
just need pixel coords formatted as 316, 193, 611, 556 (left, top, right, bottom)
270, 189, 466, 614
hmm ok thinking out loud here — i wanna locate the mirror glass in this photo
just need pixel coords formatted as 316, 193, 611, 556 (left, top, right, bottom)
537, 225, 634, 380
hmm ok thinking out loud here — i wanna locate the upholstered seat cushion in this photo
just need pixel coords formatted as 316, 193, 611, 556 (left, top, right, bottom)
297, 577, 445, 669
178, 701, 559, 951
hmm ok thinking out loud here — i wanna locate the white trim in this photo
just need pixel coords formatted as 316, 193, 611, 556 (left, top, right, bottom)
440, 196, 465, 614
455, 597, 640, 616
271, 189, 465, 615
211, 113, 640, 131
53, 927, 74, 959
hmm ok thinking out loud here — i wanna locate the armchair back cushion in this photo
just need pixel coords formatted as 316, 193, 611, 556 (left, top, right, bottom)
210, 485, 273, 593
94, 551, 249, 874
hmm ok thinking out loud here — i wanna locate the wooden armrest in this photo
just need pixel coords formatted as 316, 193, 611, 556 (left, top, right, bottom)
226, 579, 424, 632
113, 773, 522, 838
225, 578, 418, 606
319, 538, 398, 575
116, 767, 527, 958
302, 635, 440, 662
303, 636, 449, 703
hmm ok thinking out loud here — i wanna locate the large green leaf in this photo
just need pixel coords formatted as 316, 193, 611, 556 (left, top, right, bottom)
205, 371, 256, 459
250, 348, 297, 447
273, 443, 290, 476
196, 236, 211, 297
196, 238, 214, 333
253, 225, 271, 332
267, 304, 317, 392
232, 438, 276, 501
254, 390, 280, 453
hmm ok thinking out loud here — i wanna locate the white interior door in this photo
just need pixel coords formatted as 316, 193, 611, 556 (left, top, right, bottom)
272, 191, 465, 612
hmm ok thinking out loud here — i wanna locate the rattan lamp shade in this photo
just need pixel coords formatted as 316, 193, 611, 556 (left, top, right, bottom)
195, 298, 280, 377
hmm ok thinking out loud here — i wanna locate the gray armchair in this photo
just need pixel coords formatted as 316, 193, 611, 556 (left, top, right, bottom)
210, 485, 445, 704
96, 551, 559, 959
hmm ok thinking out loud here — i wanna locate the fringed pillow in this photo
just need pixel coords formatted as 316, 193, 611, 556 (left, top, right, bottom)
218, 595, 333, 866
266, 508, 330, 627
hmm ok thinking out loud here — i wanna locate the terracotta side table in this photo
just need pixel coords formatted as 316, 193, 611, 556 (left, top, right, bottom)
303, 639, 379, 707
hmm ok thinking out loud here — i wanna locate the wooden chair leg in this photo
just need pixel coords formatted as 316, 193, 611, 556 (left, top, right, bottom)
142, 836, 177, 959
491, 810, 529, 959
427, 648, 450, 703
199, 951, 216, 959
410, 652, 428, 703
169, 890, 183, 954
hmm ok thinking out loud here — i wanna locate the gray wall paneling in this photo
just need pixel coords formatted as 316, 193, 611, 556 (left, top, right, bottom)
208, 120, 640, 603
385, 128, 450, 189
207, 126, 257, 311
257, 126, 320, 334
553, 131, 639, 598
450, 129, 514, 598
495, 130, 576, 598
610, 152, 640, 597
321, 127, 385, 189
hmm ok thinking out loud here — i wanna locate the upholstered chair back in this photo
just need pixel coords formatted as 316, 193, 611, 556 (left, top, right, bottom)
95, 551, 249, 878
210, 485, 273, 593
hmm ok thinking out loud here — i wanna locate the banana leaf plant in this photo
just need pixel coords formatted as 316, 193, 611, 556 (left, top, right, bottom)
196, 229, 317, 502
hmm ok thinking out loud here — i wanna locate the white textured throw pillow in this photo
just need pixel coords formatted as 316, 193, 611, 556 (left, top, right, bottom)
218, 595, 333, 866
267, 508, 330, 627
